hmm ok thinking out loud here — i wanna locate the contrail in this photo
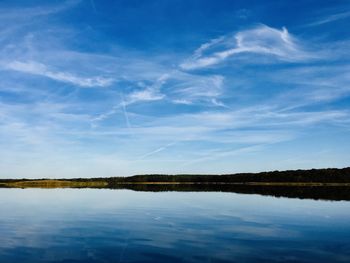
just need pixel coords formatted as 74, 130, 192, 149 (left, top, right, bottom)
179, 144, 264, 167
120, 92, 132, 133
139, 142, 177, 160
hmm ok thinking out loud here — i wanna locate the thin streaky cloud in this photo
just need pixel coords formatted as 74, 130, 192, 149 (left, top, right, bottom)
308, 11, 350, 26
4, 61, 114, 87
124, 74, 169, 105
180, 24, 313, 70
0, 0, 81, 20
139, 142, 177, 160
180, 145, 265, 167
0, 1, 349, 177
121, 93, 132, 133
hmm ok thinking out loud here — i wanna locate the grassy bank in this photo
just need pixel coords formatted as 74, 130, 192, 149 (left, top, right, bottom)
1, 180, 107, 188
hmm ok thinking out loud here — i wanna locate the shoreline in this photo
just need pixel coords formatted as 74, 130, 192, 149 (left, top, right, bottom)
1, 180, 350, 188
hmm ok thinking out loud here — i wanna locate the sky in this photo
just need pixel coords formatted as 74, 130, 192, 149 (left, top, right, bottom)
0, 0, 349, 178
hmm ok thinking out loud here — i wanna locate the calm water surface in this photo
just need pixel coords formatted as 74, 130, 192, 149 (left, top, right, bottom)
0, 189, 349, 263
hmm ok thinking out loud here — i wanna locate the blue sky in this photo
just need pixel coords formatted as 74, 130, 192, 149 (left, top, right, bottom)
0, 0, 349, 178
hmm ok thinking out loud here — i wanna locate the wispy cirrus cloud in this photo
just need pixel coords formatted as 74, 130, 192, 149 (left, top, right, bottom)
139, 141, 177, 160
4, 60, 114, 87
170, 73, 224, 99
262, 64, 350, 108
125, 74, 168, 105
180, 144, 264, 167
0, 0, 349, 177
180, 24, 313, 70
0, 0, 81, 21
88, 107, 349, 142
308, 10, 350, 26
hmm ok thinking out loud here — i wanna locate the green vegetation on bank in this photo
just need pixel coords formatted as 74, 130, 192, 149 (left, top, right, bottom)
1, 167, 350, 201
0, 167, 350, 188
0, 180, 107, 188
107, 167, 350, 184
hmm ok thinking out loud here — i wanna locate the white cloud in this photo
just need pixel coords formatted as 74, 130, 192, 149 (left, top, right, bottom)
308, 11, 350, 26
86, 106, 350, 143
165, 71, 225, 106
0, 0, 81, 21
180, 145, 264, 167
0, 0, 348, 177
173, 75, 223, 97
211, 98, 229, 108
180, 24, 312, 70
265, 64, 350, 107
128, 89, 165, 103
172, 99, 193, 105
5, 61, 114, 87
125, 74, 168, 104
139, 141, 177, 160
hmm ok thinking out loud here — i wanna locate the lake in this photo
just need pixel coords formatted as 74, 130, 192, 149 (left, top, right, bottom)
0, 188, 349, 263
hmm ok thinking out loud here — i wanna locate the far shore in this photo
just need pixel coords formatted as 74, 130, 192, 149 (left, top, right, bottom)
2, 180, 350, 188
1, 168, 350, 201
1, 166, 350, 189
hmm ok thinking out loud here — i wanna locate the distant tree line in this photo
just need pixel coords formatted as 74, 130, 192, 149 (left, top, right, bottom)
95, 167, 350, 185
1, 167, 350, 185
